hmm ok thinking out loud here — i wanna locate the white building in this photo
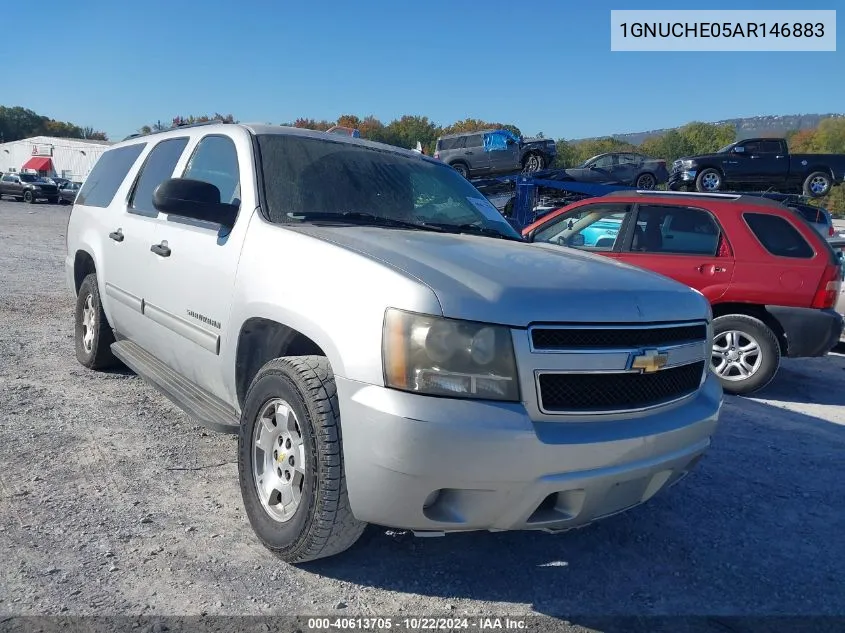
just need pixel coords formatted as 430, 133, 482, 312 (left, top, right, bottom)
0, 135, 113, 182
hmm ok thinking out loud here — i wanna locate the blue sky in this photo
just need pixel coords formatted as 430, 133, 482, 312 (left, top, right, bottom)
2, 0, 842, 141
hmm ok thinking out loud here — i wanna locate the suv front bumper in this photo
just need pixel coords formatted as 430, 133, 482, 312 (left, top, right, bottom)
336, 372, 722, 533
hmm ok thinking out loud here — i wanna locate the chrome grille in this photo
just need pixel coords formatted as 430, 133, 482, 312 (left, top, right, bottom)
531, 323, 706, 351
538, 361, 705, 413
527, 321, 709, 415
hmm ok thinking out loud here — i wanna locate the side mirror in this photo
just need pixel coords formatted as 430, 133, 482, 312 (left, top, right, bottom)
153, 178, 239, 228
506, 138, 516, 146
569, 234, 586, 247
733, 146, 745, 154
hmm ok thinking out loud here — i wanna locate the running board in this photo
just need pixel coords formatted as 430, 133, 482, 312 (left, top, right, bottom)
111, 340, 240, 434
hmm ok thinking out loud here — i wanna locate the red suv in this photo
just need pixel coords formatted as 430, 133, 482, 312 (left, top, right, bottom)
522, 191, 844, 395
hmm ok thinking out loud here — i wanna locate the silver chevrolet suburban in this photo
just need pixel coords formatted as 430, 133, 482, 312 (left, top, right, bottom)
65, 122, 723, 563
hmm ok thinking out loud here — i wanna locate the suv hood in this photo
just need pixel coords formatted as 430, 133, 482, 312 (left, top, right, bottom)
293, 226, 710, 327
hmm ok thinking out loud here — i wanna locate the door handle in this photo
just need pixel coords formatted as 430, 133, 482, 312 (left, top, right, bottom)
109, 229, 124, 242
464, 151, 474, 155
150, 242, 171, 257
697, 264, 727, 274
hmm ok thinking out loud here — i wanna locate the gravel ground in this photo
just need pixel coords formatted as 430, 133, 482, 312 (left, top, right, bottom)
1, 200, 844, 629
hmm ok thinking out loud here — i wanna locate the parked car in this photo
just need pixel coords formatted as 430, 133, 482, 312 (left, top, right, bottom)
0, 172, 59, 203
522, 190, 844, 395
434, 129, 557, 178
326, 126, 360, 138
554, 152, 668, 190
58, 181, 82, 205
668, 138, 845, 197
827, 236, 845, 341
65, 122, 721, 563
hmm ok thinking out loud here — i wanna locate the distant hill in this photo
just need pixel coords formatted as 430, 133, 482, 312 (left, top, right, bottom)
574, 114, 845, 146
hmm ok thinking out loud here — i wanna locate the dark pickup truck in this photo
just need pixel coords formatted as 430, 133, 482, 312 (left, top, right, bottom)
668, 138, 845, 197
0, 172, 59, 203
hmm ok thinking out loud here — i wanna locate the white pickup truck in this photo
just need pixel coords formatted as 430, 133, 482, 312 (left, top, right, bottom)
65, 122, 723, 563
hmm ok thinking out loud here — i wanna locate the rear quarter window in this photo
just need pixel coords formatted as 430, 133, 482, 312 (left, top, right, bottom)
743, 212, 814, 259
75, 143, 147, 208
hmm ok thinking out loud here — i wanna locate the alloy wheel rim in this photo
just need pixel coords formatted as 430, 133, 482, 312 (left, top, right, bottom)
252, 398, 307, 523
711, 330, 763, 381
810, 176, 829, 195
81, 294, 96, 353
638, 174, 655, 189
701, 173, 720, 191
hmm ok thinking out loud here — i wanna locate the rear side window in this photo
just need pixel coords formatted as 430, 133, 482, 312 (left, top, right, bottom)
438, 137, 463, 151
743, 212, 814, 259
75, 143, 146, 208
464, 134, 483, 148
129, 137, 189, 215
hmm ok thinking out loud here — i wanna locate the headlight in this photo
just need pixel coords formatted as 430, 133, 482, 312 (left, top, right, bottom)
382, 308, 520, 401
681, 160, 695, 169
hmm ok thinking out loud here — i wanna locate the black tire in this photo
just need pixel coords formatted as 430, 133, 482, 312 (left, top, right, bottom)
450, 162, 469, 179
23, 190, 34, 203
710, 314, 780, 395
803, 171, 832, 198
74, 273, 118, 369
238, 355, 366, 563
48, 196, 58, 204
695, 168, 723, 193
522, 153, 545, 173
636, 172, 657, 189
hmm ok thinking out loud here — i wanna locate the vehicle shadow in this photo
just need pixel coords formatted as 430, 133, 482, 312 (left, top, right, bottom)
750, 351, 845, 406
302, 398, 845, 623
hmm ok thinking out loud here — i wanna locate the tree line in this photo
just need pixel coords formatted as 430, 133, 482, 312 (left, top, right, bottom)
0, 106, 108, 143
3, 104, 842, 214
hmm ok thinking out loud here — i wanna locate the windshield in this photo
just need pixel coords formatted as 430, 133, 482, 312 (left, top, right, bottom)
19, 174, 40, 182
256, 134, 521, 239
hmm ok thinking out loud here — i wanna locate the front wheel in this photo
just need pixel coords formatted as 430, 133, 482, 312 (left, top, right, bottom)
238, 355, 366, 564
48, 196, 58, 204
803, 171, 832, 198
23, 190, 34, 203
695, 168, 723, 193
710, 314, 780, 395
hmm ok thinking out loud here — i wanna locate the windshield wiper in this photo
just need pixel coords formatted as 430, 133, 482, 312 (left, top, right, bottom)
289, 211, 446, 233
423, 222, 524, 242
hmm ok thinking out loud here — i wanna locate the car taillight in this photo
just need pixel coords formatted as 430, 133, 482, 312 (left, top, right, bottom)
811, 264, 841, 309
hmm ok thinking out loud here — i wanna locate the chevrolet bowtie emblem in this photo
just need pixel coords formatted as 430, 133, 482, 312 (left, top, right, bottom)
631, 349, 669, 373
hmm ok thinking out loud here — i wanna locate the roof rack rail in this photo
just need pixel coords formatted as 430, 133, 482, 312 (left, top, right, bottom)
603, 188, 794, 209
121, 119, 233, 142
605, 190, 743, 199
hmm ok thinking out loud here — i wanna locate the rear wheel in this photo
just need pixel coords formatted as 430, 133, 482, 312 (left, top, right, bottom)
636, 173, 656, 189
23, 190, 34, 203
74, 273, 118, 369
710, 314, 780, 395
803, 171, 832, 197
450, 162, 469, 179
238, 356, 366, 563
